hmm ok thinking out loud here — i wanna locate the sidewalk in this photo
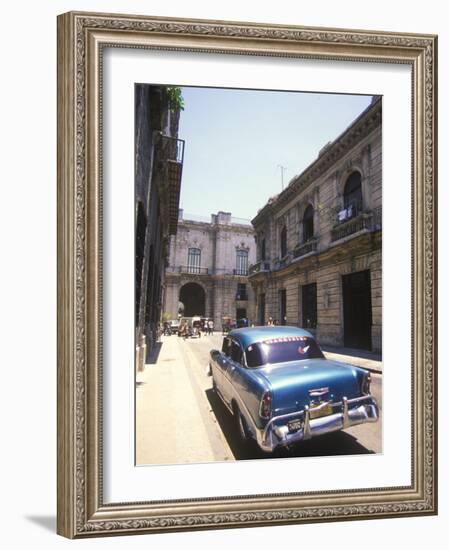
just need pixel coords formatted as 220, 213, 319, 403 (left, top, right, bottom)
136, 335, 217, 465
321, 345, 382, 374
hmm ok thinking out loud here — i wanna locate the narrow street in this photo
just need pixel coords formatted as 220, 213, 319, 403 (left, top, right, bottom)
136, 333, 382, 465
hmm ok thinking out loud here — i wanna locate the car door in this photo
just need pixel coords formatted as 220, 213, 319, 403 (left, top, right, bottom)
220, 338, 244, 406
211, 337, 231, 399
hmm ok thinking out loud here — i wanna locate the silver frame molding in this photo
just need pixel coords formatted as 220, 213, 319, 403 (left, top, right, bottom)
57, 11, 438, 538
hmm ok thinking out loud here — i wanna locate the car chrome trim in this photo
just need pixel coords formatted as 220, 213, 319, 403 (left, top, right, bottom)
257, 394, 379, 452
303, 405, 311, 440
342, 396, 349, 429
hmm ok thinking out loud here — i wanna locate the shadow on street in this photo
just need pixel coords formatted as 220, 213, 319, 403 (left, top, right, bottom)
147, 341, 162, 364
205, 388, 374, 461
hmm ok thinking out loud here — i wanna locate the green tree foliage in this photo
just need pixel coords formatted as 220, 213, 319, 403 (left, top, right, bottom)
166, 87, 185, 112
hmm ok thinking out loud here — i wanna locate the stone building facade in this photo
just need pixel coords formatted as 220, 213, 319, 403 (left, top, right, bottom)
164, 211, 256, 328
135, 84, 185, 367
249, 97, 382, 352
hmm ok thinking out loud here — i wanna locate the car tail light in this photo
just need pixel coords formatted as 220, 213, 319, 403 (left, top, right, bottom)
362, 372, 371, 395
259, 390, 272, 419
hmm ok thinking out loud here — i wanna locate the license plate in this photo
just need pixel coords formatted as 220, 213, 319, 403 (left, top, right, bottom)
309, 402, 333, 419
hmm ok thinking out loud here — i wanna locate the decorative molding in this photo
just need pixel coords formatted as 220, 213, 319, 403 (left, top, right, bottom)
57, 11, 437, 538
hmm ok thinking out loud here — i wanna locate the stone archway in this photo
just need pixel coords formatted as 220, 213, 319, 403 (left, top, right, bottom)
179, 282, 206, 317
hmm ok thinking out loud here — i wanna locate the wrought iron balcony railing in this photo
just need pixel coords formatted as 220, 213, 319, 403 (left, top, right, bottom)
272, 255, 292, 271
331, 206, 382, 243
248, 260, 271, 276
236, 293, 249, 301
233, 268, 248, 276
178, 265, 209, 275
293, 238, 318, 259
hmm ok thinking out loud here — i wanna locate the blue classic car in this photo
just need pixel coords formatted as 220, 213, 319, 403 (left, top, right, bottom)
209, 326, 379, 453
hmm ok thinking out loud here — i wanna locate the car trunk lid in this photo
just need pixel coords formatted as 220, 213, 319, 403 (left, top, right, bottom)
258, 358, 361, 416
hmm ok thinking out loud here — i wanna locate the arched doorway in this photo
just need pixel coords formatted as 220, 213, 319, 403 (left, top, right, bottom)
179, 283, 206, 317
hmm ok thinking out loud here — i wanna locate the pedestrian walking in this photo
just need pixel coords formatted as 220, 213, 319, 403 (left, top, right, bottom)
208, 319, 214, 335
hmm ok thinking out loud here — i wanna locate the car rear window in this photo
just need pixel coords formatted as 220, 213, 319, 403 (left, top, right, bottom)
245, 336, 324, 367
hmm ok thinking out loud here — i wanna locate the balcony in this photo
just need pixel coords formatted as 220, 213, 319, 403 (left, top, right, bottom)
272, 255, 292, 271
236, 293, 248, 301
178, 266, 209, 275
331, 206, 382, 243
233, 268, 249, 276
293, 238, 318, 259
156, 134, 185, 235
248, 260, 271, 276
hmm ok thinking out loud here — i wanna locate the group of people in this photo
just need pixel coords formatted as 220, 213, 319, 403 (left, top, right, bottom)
203, 319, 215, 335
177, 318, 215, 338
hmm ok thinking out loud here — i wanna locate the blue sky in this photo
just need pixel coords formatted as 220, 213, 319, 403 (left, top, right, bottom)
178, 86, 372, 221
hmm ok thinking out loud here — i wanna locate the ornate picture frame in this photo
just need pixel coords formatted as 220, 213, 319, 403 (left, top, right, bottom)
57, 11, 437, 538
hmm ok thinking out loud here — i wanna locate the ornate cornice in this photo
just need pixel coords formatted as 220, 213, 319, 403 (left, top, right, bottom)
252, 99, 382, 226
179, 218, 255, 235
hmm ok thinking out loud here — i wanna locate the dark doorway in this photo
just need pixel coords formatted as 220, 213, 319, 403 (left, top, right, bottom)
135, 202, 147, 325
303, 204, 314, 242
179, 283, 206, 317
342, 270, 372, 350
302, 283, 317, 329
259, 293, 265, 326
279, 289, 287, 325
236, 308, 247, 321
261, 238, 266, 261
280, 226, 287, 258
343, 171, 363, 216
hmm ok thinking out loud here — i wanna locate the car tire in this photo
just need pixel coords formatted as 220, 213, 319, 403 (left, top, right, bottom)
233, 404, 250, 443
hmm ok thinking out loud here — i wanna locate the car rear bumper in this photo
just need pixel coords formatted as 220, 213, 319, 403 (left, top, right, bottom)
256, 395, 379, 453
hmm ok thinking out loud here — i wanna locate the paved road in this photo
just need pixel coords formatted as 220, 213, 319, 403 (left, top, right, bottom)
179, 333, 382, 460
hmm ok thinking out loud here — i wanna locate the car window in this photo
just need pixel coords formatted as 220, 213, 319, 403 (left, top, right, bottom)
230, 340, 243, 364
245, 336, 324, 367
222, 337, 231, 356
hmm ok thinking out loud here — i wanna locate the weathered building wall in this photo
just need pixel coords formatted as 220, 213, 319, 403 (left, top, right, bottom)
249, 97, 382, 353
135, 84, 184, 365
164, 212, 256, 329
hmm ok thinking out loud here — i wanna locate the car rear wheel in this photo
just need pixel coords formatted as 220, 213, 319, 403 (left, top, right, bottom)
233, 404, 250, 442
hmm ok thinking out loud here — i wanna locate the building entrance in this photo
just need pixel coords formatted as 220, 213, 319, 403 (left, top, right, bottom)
259, 294, 265, 326
179, 283, 206, 317
342, 270, 372, 350
236, 308, 247, 322
279, 289, 287, 325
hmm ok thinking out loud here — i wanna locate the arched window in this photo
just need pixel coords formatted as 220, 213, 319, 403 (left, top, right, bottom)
343, 172, 363, 216
280, 226, 287, 258
302, 204, 314, 242
236, 249, 249, 275
187, 248, 201, 274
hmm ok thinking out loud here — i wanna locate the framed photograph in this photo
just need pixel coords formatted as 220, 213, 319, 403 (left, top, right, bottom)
57, 11, 437, 538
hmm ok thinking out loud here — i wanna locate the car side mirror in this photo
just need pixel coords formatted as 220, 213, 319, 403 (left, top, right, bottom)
210, 349, 220, 358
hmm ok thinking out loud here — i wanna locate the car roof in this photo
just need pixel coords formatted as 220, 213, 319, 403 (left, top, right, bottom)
228, 326, 314, 347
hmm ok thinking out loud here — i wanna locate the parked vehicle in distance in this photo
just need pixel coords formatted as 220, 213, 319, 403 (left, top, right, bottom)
162, 319, 180, 336
191, 316, 202, 338
208, 326, 379, 453
178, 316, 202, 338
